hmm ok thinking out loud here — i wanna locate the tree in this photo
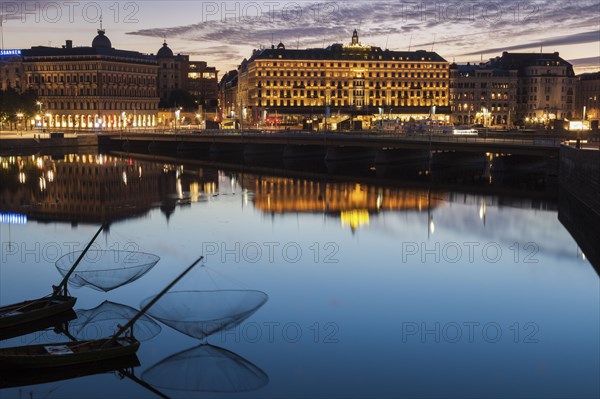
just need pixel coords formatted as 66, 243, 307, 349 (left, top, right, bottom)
0, 88, 38, 129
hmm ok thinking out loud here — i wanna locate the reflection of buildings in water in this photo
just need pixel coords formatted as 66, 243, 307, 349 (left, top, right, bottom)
241, 175, 446, 229
0, 155, 161, 223
0, 155, 222, 223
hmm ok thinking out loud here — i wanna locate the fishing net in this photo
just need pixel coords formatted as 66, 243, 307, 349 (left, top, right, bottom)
140, 290, 268, 340
141, 344, 268, 392
55, 250, 160, 292
68, 301, 161, 342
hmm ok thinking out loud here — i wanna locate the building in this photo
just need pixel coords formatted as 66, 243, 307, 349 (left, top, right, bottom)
0, 50, 24, 92
218, 70, 238, 124
488, 52, 576, 123
187, 61, 219, 110
22, 28, 159, 129
576, 72, 600, 122
237, 30, 450, 129
156, 41, 189, 107
449, 63, 518, 126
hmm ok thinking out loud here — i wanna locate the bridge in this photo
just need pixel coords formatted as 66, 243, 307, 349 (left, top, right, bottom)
99, 130, 564, 161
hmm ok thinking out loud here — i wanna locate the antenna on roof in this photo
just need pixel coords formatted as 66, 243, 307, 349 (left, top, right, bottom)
296, 36, 299, 50
540, 43, 543, 53
271, 33, 273, 47
408, 35, 412, 51
385, 35, 389, 50
99, 14, 103, 31
431, 34, 436, 52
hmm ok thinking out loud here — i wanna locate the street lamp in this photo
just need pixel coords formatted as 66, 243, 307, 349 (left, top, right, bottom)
16, 113, 23, 133
36, 101, 43, 132
174, 107, 181, 132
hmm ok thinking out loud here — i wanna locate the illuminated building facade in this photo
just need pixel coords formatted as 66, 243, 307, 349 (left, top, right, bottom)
449, 63, 518, 126
488, 52, 576, 123
237, 30, 450, 128
576, 72, 600, 122
22, 29, 159, 129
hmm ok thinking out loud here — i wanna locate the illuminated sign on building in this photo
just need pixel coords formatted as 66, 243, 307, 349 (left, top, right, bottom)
0, 49, 22, 56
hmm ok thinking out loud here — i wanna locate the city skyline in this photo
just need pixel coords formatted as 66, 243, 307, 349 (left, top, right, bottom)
1, 0, 599, 74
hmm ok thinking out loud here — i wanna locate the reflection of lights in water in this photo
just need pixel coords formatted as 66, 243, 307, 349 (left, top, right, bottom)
138, 166, 143, 178
18, 172, 26, 184
341, 209, 370, 230
0, 213, 28, 224
47, 170, 54, 182
429, 215, 435, 235
243, 189, 249, 207
203, 182, 216, 194
479, 201, 487, 220
36, 158, 43, 169
39, 177, 46, 191
231, 177, 237, 192
122, 171, 128, 185
177, 179, 183, 199
98, 154, 104, 165
377, 192, 383, 210
190, 182, 199, 202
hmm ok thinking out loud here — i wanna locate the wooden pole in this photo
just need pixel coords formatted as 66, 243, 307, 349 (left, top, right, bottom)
53, 224, 106, 297
108, 256, 204, 343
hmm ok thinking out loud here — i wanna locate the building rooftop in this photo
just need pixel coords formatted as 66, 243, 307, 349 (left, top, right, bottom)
246, 31, 447, 64
488, 51, 575, 76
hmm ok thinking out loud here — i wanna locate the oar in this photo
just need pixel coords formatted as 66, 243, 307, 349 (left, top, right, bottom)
53, 223, 107, 297
106, 256, 204, 344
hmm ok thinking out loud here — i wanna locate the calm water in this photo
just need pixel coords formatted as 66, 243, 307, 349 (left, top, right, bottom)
0, 152, 598, 399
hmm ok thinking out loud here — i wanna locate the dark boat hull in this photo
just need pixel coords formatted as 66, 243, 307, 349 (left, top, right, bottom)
0, 309, 77, 341
0, 354, 140, 388
0, 295, 77, 329
0, 337, 140, 368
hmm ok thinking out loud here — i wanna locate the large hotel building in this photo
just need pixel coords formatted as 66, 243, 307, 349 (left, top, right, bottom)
22, 29, 159, 129
0, 29, 218, 130
236, 30, 450, 127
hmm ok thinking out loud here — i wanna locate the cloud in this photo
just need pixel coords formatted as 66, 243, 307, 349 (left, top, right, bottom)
569, 56, 600, 68
122, 0, 600, 71
460, 31, 600, 56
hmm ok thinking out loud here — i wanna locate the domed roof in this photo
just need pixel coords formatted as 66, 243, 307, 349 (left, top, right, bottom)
157, 41, 174, 58
92, 29, 112, 49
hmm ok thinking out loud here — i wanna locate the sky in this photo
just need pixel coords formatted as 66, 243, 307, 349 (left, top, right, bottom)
1, 0, 599, 76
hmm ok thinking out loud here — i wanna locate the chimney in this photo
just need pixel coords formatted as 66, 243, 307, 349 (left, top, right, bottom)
66, 40, 73, 49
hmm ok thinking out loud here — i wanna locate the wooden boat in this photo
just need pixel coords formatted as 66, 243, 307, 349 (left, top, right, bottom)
0, 295, 76, 329
0, 337, 139, 369
0, 225, 105, 334
0, 256, 203, 369
0, 308, 76, 341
